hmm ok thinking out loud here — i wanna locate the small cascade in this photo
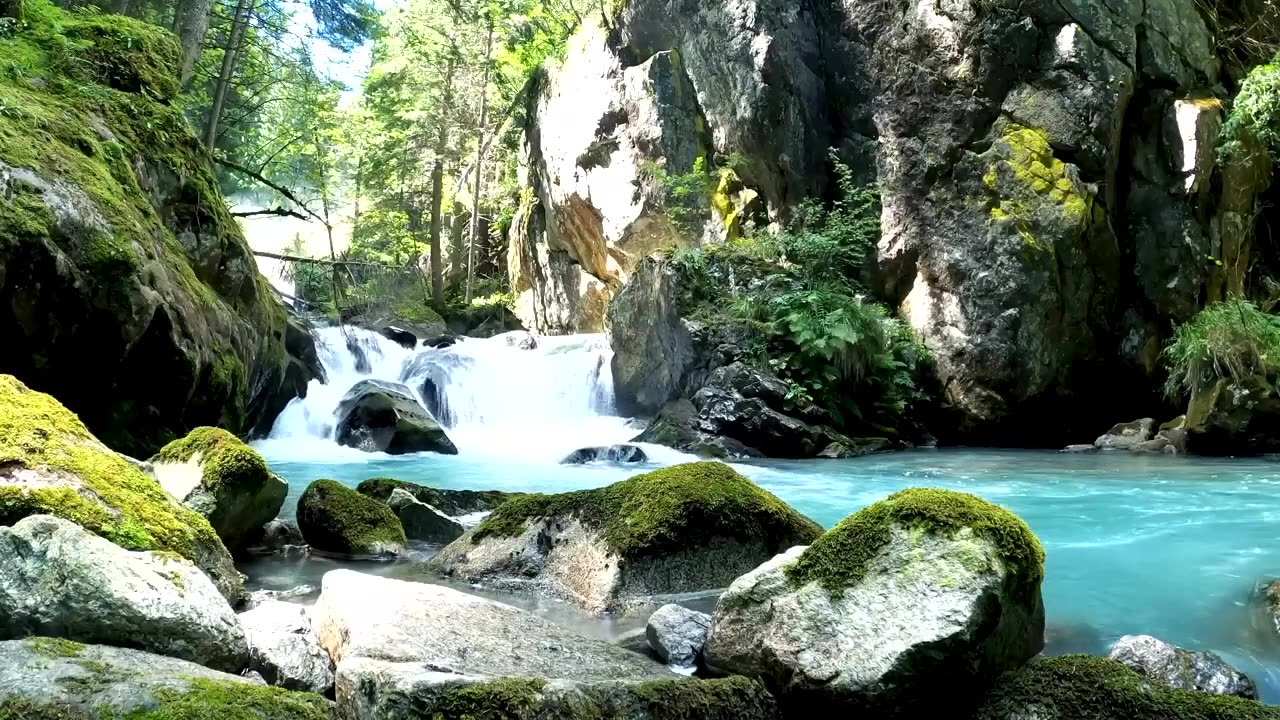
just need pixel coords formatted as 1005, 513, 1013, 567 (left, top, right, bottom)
259, 326, 650, 463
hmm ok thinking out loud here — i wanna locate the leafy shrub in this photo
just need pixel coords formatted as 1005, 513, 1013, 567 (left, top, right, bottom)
1163, 299, 1280, 398
1220, 52, 1280, 165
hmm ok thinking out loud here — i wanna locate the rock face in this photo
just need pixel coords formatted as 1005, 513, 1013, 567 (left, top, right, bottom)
1184, 378, 1280, 455
0, 638, 331, 719
974, 655, 1278, 720
0, 6, 300, 457
1107, 634, 1257, 699
314, 569, 668, 679
0, 375, 242, 600
608, 257, 700, 413
0, 515, 248, 672
513, 0, 1253, 443
240, 600, 334, 695
634, 399, 764, 459
356, 477, 519, 517
560, 444, 648, 464
297, 479, 407, 557
704, 488, 1045, 714
429, 462, 821, 613
386, 488, 464, 544
646, 604, 711, 672
151, 427, 288, 553
334, 379, 458, 455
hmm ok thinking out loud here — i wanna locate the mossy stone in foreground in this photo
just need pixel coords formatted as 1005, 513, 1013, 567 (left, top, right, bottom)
975, 655, 1280, 720
297, 479, 407, 556
0, 375, 240, 600
785, 487, 1044, 597
471, 461, 822, 559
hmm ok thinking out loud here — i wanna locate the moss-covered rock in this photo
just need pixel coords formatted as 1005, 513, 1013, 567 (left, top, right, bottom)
429, 462, 821, 612
0, 375, 241, 600
151, 427, 287, 553
0, 0, 296, 457
0, 639, 333, 720
974, 655, 1280, 719
296, 479, 406, 557
356, 477, 519, 517
704, 488, 1045, 715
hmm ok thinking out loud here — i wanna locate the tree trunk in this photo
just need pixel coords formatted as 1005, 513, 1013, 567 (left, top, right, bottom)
465, 15, 495, 303
203, 0, 253, 153
428, 49, 457, 312
173, 0, 214, 87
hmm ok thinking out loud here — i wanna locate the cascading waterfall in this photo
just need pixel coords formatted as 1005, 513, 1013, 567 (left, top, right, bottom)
258, 325, 656, 463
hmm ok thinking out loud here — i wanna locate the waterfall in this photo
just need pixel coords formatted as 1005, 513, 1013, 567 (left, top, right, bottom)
257, 325, 646, 463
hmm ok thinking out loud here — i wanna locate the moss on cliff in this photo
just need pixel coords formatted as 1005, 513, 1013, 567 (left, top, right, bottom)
471, 461, 821, 559
984, 124, 1094, 255
785, 487, 1043, 598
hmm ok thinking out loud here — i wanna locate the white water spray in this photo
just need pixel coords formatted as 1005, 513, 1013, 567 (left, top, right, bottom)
256, 325, 677, 464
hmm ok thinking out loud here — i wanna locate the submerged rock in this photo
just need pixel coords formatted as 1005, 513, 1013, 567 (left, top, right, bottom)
974, 655, 1279, 720
249, 519, 308, 555
560, 444, 649, 464
386, 488, 464, 544
297, 479, 407, 557
428, 462, 821, 613
1094, 418, 1156, 450
0, 515, 249, 672
704, 488, 1045, 714
646, 604, 711, 672
151, 427, 288, 554
0, 638, 332, 719
0, 375, 241, 600
336, 664, 778, 720
1108, 634, 1256, 698
356, 477, 518, 517
334, 379, 458, 455
241, 600, 334, 695
313, 570, 667, 680
817, 438, 893, 459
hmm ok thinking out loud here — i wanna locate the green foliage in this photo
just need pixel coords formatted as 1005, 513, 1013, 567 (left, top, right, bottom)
1220, 52, 1280, 165
470, 461, 822, 559
663, 154, 930, 433
785, 488, 1044, 598
646, 155, 715, 238
1163, 299, 1280, 398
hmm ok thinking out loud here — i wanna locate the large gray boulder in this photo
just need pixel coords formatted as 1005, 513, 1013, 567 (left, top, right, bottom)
386, 488, 464, 544
336, 661, 778, 720
312, 569, 669, 680
704, 489, 1045, 714
334, 379, 458, 455
0, 638, 332, 719
241, 600, 334, 695
1107, 634, 1257, 699
150, 426, 288, 553
428, 462, 821, 613
646, 603, 711, 672
0, 514, 248, 672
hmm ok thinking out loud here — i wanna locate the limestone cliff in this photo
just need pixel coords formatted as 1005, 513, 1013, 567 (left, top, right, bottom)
0, 0, 310, 454
515, 0, 1276, 443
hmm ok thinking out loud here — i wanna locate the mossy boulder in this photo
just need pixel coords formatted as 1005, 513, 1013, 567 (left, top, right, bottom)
428, 462, 822, 613
0, 638, 332, 720
334, 380, 458, 455
356, 477, 518, 518
704, 488, 1045, 715
151, 427, 287, 553
973, 655, 1280, 719
0, 0, 298, 457
296, 479, 406, 557
0, 374, 241, 600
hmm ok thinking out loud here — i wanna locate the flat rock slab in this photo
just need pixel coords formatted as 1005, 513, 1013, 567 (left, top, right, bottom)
313, 570, 670, 681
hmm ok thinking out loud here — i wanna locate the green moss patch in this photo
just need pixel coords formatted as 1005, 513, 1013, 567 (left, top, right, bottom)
0, 375, 225, 565
785, 487, 1044, 597
296, 479, 406, 555
977, 655, 1280, 720
24, 637, 86, 659
430, 678, 545, 719
117, 679, 330, 720
151, 427, 270, 494
630, 677, 776, 719
471, 462, 821, 560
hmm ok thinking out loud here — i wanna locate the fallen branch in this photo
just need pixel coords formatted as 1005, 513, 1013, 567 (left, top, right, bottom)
231, 207, 310, 221
214, 157, 329, 227
252, 250, 399, 268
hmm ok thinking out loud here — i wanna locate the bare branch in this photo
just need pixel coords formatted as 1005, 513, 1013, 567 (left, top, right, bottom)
231, 207, 311, 220
215, 156, 329, 227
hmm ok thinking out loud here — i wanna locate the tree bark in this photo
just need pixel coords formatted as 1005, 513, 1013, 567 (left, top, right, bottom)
173, 0, 214, 87
428, 47, 457, 312
203, 0, 253, 153
465, 15, 494, 302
